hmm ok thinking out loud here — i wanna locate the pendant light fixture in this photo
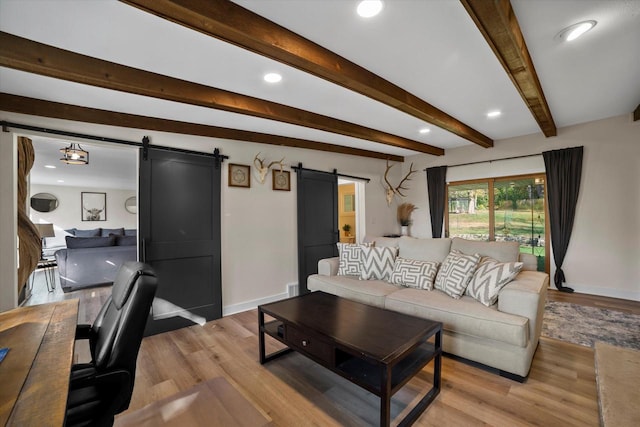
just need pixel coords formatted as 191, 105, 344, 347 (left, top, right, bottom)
60, 143, 89, 165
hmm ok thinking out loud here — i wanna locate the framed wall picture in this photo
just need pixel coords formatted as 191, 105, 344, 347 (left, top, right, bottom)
228, 163, 251, 188
272, 170, 290, 191
81, 192, 107, 221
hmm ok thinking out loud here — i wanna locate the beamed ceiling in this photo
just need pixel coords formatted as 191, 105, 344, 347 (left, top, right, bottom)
1, 0, 639, 163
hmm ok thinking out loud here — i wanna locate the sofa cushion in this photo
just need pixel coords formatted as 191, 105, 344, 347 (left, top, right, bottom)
101, 227, 124, 237
434, 251, 481, 299
385, 288, 529, 347
73, 228, 101, 237
389, 258, 440, 290
451, 237, 519, 262
360, 246, 398, 281
124, 229, 137, 237
307, 274, 398, 308
466, 257, 524, 306
398, 237, 451, 263
65, 236, 116, 249
337, 243, 370, 276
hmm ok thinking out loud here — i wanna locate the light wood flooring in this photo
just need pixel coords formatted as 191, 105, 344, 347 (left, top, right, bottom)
23, 276, 640, 426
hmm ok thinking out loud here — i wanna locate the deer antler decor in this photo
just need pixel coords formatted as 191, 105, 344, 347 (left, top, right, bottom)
254, 152, 285, 184
383, 160, 418, 206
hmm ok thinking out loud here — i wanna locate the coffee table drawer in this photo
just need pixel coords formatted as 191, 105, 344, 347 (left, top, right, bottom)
286, 325, 333, 364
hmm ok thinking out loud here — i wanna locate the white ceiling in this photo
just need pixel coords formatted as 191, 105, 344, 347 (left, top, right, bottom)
1, 0, 639, 188
29, 137, 137, 191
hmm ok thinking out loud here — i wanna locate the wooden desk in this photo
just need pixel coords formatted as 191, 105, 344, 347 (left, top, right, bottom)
0, 299, 79, 426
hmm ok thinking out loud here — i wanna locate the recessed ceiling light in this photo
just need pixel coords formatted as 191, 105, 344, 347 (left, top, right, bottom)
357, 1, 383, 18
44, 165, 56, 169
556, 20, 597, 42
487, 110, 502, 118
263, 73, 282, 83
419, 128, 431, 134
57, 180, 64, 183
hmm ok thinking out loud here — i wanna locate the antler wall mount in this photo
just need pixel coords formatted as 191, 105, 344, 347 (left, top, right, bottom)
254, 152, 285, 184
383, 160, 418, 206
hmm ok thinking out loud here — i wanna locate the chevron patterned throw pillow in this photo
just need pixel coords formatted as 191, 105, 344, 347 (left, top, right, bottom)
434, 250, 481, 299
466, 257, 523, 306
359, 246, 398, 281
337, 242, 371, 276
389, 258, 440, 290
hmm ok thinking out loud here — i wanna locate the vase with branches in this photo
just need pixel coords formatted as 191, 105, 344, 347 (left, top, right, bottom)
397, 203, 417, 236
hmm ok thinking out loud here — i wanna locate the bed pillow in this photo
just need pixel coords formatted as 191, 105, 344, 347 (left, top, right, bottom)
124, 229, 137, 236
101, 227, 124, 237
73, 228, 101, 237
337, 242, 371, 276
115, 235, 137, 246
466, 257, 524, 306
389, 258, 440, 290
359, 246, 398, 281
434, 250, 481, 299
65, 236, 116, 249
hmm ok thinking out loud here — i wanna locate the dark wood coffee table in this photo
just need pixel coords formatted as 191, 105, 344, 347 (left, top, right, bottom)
259, 291, 442, 426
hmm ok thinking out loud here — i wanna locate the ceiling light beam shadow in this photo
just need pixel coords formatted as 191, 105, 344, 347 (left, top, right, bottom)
0, 31, 440, 156
461, 0, 557, 137
0, 93, 404, 162
121, 0, 492, 149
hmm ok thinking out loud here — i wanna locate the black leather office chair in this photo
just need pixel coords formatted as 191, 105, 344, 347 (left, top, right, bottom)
65, 262, 158, 427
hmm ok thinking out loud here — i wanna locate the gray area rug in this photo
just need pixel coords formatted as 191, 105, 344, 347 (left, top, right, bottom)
542, 301, 640, 350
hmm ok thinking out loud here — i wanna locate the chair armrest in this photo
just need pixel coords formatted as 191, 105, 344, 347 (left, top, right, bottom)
70, 365, 131, 390
318, 257, 339, 276
75, 324, 93, 340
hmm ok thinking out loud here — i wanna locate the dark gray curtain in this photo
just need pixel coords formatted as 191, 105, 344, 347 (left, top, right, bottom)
543, 146, 583, 293
426, 166, 447, 238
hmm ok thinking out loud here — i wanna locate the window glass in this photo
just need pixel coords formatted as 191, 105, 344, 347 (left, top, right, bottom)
494, 177, 546, 271
447, 182, 490, 241
446, 175, 547, 272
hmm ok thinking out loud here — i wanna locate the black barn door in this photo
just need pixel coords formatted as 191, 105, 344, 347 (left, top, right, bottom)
297, 169, 338, 294
139, 147, 222, 335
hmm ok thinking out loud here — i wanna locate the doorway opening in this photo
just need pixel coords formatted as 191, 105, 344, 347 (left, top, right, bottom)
338, 178, 366, 243
25, 135, 138, 306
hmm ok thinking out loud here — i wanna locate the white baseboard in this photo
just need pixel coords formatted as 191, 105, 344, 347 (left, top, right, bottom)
555, 284, 640, 302
223, 291, 289, 317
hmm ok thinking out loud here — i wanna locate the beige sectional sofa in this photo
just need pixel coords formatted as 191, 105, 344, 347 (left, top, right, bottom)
307, 236, 549, 381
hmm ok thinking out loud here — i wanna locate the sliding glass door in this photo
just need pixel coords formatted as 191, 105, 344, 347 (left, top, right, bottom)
446, 174, 548, 272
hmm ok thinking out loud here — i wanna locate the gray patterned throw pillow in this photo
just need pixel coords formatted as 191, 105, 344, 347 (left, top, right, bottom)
359, 246, 398, 281
337, 242, 371, 276
389, 258, 440, 290
434, 250, 481, 299
466, 257, 523, 306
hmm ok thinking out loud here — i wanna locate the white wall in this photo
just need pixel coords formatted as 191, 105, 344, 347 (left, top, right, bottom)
219, 135, 397, 312
30, 184, 136, 231
402, 114, 640, 301
0, 112, 401, 312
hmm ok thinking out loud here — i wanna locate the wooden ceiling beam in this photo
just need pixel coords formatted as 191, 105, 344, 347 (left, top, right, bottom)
0, 93, 404, 162
121, 0, 493, 149
461, 0, 557, 137
0, 31, 441, 156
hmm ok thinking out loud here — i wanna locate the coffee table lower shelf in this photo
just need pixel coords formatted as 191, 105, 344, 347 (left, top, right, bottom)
259, 315, 442, 427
